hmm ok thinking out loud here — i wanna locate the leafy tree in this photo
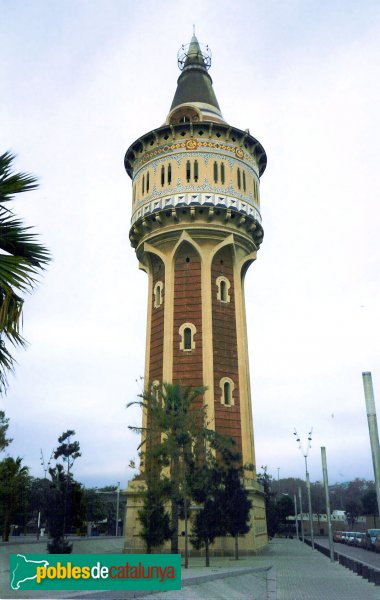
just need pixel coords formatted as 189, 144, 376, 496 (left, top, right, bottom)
0, 151, 50, 393
362, 490, 379, 527
276, 494, 294, 522
128, 382, 208, 554
189, 458, 227, 566
84, 488, 109, 524
0, 410, 12, 451
27, 476, 51, 535
54, 429, 81, 475
220, 466, 251, 560
46, 464, 85, 552
257, 468, 278, 538
190, 497, 224, 567
310, 482, 326, 532
47, 430, 83, 553
188, 452, 243, 566
0, 456, 29, 541
345, 499, 361, 526
345, 479, 368, 507
138, 476, 172, 553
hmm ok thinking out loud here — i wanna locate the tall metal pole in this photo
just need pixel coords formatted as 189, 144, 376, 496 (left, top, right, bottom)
277, 467, 280, 497
298, 487, 304, 542
305, 456, 315, 549
115, 482, 120, 536
294, 493, 299, 539
321, 447, 334, 562
362, 372, 380, 519
294, 428, 314, 549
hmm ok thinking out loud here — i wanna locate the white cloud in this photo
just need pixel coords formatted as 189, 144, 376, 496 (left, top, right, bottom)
1, 0, 380, 487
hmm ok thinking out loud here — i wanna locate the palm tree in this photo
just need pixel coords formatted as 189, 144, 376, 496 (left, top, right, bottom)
128, 382, 207, 553
0, 151, 50, 393
0, 456, 29, 540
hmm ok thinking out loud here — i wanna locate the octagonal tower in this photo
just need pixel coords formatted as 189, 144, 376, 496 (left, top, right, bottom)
124, 34, 268, 554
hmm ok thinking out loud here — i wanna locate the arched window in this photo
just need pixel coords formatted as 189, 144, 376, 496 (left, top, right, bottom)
216, 276, 231, 303
219, 377, 235, 406
179, 323, 196, 351
224, 381, 231, 406
153, 281, 164, 308
220, 280, 227, 302
161, 165, 165, 187
194, 160, 199, 182
168, 163, 172, 185
237, 168, 241, 189
186, 160, 191, 183
213, 161, 218, 183
184, 328, 192, 350
221, 163, 225, 185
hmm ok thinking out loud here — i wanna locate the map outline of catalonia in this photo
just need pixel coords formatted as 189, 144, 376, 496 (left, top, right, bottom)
11, 554, 50, 590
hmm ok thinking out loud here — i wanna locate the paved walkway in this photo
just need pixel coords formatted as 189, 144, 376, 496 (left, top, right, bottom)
134, 539, 380, 600
1, 538, 380, 599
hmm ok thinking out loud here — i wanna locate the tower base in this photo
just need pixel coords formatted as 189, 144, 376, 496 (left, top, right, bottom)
123, 478, 268, 555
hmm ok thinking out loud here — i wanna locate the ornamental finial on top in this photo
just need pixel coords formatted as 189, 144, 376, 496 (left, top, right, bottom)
177, 33, 212, 71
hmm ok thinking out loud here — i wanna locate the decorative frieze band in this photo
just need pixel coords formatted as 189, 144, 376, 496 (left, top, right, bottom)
131, 193, 262, 226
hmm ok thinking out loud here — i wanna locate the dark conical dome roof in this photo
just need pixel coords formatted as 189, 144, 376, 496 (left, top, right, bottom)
167, 34, 226, 124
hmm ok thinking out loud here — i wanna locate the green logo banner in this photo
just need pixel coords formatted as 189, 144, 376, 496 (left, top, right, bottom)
10, 553, 181, 591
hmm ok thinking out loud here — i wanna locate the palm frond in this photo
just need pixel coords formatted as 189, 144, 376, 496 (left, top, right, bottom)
0, 151, 51, 394
0, 151, 38, 203
0, 208, 50, 267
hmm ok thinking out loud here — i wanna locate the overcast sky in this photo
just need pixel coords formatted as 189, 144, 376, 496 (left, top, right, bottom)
1, 0, 380, 488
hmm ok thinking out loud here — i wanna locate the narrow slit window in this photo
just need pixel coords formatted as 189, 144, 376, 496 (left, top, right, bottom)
224, 381, 231, 406
243, 171, 246, 192
142, 175, 145, 195
216, 276, 231, 302
220, 280, 227, 302
184, 327, 192, 350
168, 163, 172, 185
237, 168, 241, 189
220, 377, 234, 406
155, 284, 161, 306
213, 161, 218, 183
186, 160, 191, 183
146, 172, 150, 193
153, 281, 164, 308
194, 160, 199, 182
179, 322, 196, 351
161, 165, 165, 187
221, 163, 225, 185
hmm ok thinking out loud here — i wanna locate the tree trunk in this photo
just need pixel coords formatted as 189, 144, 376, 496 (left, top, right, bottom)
3, 512, 10, 542
205, 541, 210, 567
234, 534, 239, 560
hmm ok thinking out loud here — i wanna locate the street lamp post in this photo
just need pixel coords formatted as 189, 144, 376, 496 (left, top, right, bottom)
293, 494, 299, 539
298, 486, 304, 542
115, 482, 120, 536
294, 428, 314, 550
321, 446, 334, 562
